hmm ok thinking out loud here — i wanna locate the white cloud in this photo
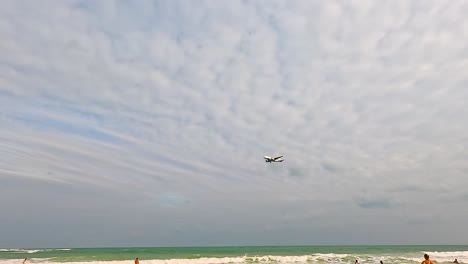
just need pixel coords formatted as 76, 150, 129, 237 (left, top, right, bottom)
1, 0, 468, 246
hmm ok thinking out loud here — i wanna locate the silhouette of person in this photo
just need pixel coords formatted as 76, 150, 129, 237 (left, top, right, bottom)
422, 254, 435, 264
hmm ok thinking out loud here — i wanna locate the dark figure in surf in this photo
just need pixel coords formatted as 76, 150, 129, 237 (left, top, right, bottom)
422, 254, 435, 264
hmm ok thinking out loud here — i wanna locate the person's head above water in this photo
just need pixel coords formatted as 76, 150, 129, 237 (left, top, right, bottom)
424, 254, 429, 260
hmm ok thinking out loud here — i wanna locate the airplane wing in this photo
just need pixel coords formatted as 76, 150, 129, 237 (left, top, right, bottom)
274, 156, 283, 160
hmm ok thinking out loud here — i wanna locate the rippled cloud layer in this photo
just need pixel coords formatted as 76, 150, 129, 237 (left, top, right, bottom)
1, 0, 468, 247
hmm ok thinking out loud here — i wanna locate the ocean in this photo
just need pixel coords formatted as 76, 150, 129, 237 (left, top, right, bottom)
1, 246, 467, 264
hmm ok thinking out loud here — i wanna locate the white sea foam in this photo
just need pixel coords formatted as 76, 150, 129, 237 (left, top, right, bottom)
402, 251, 468, 263
425, 251, 468, 259
0, 254, 379, 264
1, 252, 467, 264
0, 249, 39, 254
0, 249, 71, 254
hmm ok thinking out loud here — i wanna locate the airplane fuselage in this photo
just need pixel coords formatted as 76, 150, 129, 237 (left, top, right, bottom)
264, 155, 284, 163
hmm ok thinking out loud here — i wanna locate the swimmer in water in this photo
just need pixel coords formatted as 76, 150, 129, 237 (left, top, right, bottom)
422, 254, 435, 264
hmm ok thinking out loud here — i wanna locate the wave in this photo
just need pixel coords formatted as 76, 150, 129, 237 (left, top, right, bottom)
0, 254, 350, 262
402, 251, 468, 263
424, 251, 468, 259
1, 251, 467, 264
1, 255, 347, 264
0, 249, 71, 254
0, 249, 40, 254
0, 254, 403, 264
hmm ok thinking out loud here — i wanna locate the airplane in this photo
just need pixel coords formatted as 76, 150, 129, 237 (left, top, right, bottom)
264, 155, 284, 163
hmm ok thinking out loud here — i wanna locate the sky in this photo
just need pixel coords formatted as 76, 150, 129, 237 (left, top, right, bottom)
1, 0, 468, 248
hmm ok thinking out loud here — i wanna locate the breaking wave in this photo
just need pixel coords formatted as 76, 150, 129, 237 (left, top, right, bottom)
1, 250, 468, 264
0, 249, 71, 254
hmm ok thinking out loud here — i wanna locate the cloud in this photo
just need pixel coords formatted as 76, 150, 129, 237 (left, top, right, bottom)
288, 167, 305, 178
407, 219, 429, 226
356, 197, 393, 209
320, 161, 342, 174
157, 192, 192, 208
1, 0, 468, 246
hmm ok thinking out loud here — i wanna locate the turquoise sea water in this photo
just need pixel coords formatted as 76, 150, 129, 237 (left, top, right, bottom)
1, 246, 468, 264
